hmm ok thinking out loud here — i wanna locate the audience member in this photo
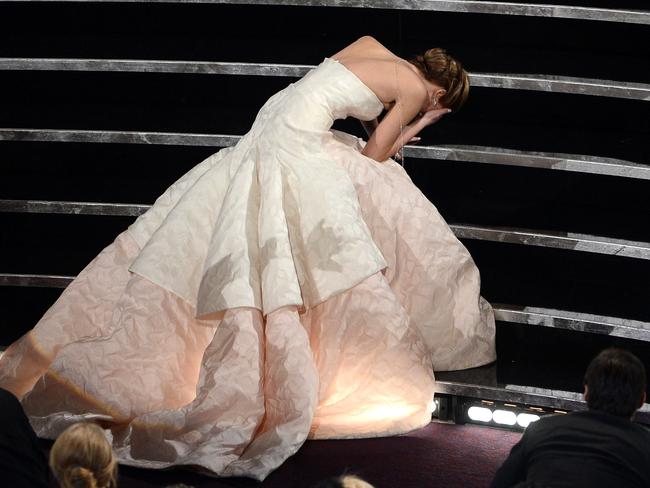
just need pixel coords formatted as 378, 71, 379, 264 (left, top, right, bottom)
0, 386, 49, 487
491, 347, 650, 488
312, 474, 375, 488
49, 422, 117, 488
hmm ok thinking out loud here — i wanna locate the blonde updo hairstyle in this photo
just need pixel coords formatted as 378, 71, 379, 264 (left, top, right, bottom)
340, 475, 375, 488
49, 422, 117, 488
409, 48, 470, 111
313, 475, 375, 488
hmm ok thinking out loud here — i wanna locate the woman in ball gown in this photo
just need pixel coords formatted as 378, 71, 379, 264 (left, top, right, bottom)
0, 36, 495, 480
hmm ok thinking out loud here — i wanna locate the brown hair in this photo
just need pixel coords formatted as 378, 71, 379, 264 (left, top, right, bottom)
49, 422, 118, 488
409, 48, 470, 111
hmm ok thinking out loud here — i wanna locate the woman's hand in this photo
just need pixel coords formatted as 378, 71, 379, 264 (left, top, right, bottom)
420, 108, 452, 127
393, 110, 450, 162
394, 136, 421, 162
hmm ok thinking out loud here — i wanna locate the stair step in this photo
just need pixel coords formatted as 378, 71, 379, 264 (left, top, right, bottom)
2, 200, 649, 260
10, 0, 645, 25
495, 304, 650, 341
2, 129, 647, 180
2, 58, 648, 101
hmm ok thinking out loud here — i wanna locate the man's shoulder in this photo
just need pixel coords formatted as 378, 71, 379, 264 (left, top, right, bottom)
528, 410, 650, 438
523, 410, 605, 437
528, 411, 577, 429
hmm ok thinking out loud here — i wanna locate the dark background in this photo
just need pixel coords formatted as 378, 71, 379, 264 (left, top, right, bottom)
1, 2, 649, 393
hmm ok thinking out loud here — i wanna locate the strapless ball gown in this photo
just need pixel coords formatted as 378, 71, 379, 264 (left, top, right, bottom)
0, 57, 495, 480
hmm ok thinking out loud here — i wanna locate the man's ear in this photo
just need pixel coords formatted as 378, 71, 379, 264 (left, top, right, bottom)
583, 384, 589, 401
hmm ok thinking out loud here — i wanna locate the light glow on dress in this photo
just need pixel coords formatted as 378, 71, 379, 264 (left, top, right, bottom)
357, 403, 420, 423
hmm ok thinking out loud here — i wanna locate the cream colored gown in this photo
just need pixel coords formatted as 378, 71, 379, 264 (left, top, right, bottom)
0, 57, 495, 480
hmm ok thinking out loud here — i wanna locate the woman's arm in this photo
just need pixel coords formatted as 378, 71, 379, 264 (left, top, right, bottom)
388, 108, 451, 158
360, 118, 379, 138
362, 88, 426, 162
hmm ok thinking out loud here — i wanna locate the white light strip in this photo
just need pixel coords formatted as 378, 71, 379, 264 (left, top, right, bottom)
493, 409, 518, 426
467, 406, 493, 422
516, 412, 541, 427
466, 404, 542, 428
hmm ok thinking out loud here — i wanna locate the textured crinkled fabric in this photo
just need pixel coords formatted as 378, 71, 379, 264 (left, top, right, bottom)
0, 58, 494, 481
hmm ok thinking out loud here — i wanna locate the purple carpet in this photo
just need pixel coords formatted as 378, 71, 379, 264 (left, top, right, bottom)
111, 422, 521, 488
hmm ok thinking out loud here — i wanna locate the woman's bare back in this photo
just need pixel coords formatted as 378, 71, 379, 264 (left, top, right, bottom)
330, 36, 427, 113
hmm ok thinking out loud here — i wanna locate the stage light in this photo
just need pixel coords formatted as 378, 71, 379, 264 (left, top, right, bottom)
516, 413, 540, 428
492, 409, 517, 426
448, 395, 557, 430
467, 406, 492, 422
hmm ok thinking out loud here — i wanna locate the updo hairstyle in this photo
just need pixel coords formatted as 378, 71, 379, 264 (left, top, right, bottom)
312, 474, 375, 488
408, 48, 470, 111
49, 422, 117, 488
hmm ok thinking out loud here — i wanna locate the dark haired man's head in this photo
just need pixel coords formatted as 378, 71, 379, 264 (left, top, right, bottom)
584, 348, 646, 418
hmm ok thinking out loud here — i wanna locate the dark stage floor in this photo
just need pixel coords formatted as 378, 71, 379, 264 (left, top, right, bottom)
76, 422, 521, 488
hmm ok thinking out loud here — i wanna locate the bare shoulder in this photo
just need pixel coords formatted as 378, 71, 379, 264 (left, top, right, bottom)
356, 35, 385, 48
344, 35, 385, 49
331, 35, 393, 61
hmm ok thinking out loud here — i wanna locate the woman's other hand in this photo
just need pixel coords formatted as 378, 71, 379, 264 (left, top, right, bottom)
394, 136, 421, 162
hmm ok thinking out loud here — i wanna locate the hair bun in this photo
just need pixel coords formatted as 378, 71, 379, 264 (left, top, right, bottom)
408, 47, 470, 111
63, 465, 98, 488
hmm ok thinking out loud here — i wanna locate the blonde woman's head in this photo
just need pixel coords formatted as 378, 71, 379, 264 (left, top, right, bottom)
49, 422, 117, 488
313, 474, 375, 488
340, 475, 375, 488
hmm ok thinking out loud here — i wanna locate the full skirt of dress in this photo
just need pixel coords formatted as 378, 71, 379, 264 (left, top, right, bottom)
0, 130, 495, 480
